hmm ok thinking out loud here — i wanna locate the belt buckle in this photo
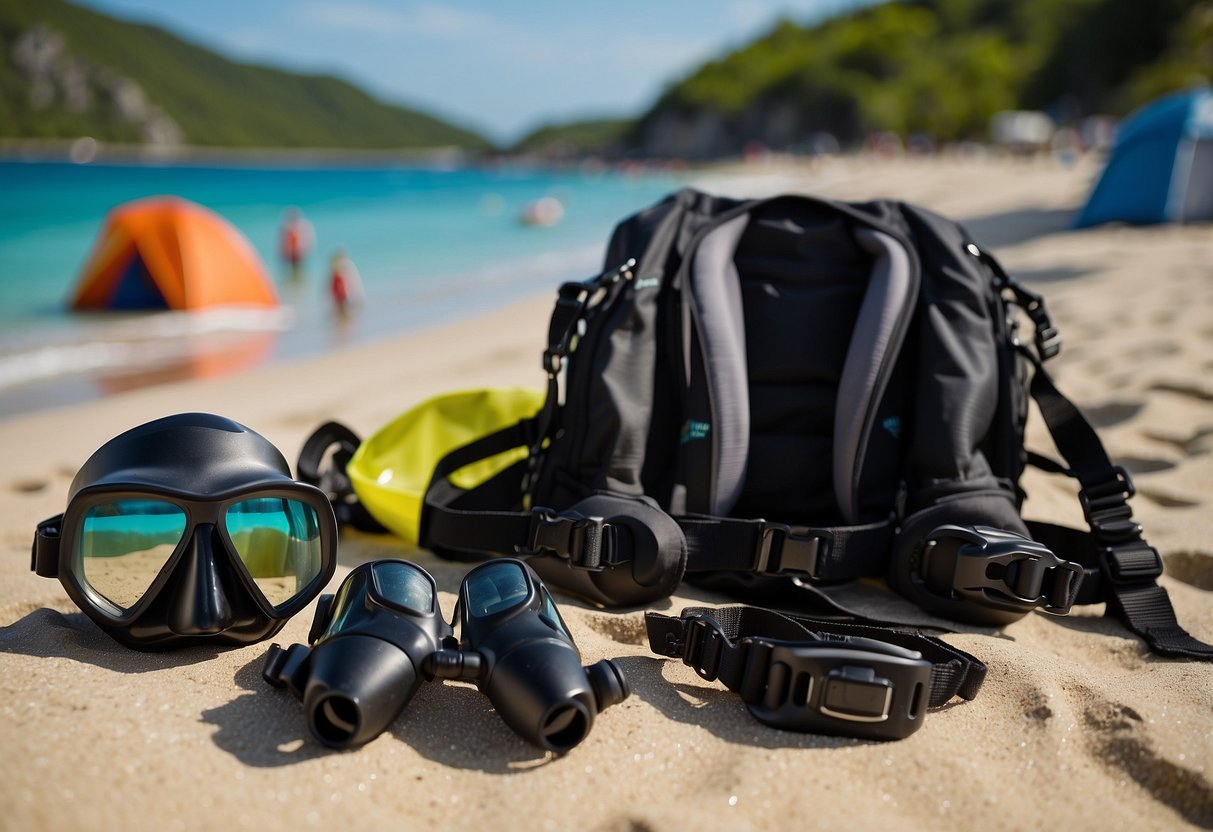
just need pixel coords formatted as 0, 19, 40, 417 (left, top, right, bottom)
742, 639, 933, 741
927, 525, 1083, 615
753, 521, 822, 578
518, 507, 612, 571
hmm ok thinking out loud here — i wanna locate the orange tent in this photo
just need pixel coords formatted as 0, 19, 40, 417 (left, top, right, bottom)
71, 197, 277, 311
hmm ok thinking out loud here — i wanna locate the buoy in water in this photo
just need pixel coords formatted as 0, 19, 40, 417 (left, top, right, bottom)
519, 196, 564, 227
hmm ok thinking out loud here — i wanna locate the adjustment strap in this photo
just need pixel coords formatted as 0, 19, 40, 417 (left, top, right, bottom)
536, 260, 636, 454
421, 418, 624, 572
421, 418, 541, 555
646, 605, 986, 739
543, 258, 637, 376
968, 242, 1061, 361
296, 421, 387, 533
31, 514, 64, 577
1025, 521, 1103, 605
1029, 361, 1213, 660
677, 514, 894, 582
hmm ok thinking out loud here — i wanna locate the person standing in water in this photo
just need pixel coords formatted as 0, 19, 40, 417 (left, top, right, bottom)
279, 207, 315, 282
328, 248, 364, 317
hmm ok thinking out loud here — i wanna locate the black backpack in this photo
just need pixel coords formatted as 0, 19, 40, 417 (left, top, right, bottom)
353, 188, 1209, 662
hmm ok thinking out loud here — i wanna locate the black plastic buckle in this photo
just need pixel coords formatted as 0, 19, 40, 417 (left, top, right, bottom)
593, 258, 636, 288
1079, 466, 1144, 543
1024, 297, 1062, 361
754, 522, 822, 578
518, 507, 615, 571
1101, 540, 1164, 585
740, 637, 932, 740
922, 525, 1083, 615
682, 616, 725, 680
969, 242, 1062, 361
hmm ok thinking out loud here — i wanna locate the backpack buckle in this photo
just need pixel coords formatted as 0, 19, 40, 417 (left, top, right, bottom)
519, 507, 616, 571
754, 522, 821, 578
1078, 466, 1141, 542
1101, 540, 1164, 584
920, 525, 1083, 616
681, 615, 725, 680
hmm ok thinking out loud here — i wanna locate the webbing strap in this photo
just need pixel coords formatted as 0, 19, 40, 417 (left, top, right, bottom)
421, 418, 540, 557
1029, 361, 1213, 660
677, 514, 894, 581
646, 605, 986, 710
31, 514, 63, 577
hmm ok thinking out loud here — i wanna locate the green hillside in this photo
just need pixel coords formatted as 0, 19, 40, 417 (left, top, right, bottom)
630, 0, 1212, 157
509, 117, 631, 157
0, 0, 490, 150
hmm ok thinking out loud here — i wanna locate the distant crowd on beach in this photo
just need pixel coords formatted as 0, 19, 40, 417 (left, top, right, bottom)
278, 207, 364, 317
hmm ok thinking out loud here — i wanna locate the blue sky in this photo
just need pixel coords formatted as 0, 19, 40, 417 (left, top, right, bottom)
74, 0, 879, 144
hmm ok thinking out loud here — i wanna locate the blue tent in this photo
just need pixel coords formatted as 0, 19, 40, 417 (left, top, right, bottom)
1075, 88, 1213, 227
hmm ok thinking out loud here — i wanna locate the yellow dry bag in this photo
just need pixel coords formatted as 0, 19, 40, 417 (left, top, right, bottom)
342, 388, 545, 543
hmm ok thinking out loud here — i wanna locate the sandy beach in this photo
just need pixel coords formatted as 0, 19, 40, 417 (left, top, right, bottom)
1, 155, 1210, 831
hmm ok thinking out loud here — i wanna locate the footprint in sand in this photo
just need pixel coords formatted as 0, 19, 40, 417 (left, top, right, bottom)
1150, 380, 1213, 403
1081, 697, 1213, 828
1144, 425, 1213, 457
1136, 488, 1201, 510
1161, 551, 1213, 591
1116, 456, 1177, 475
1132, 340, 1182, 361
577, 611, 649, 646
1019, 683, 1056, 723
1084, 400, 1144, 428
10, 479, 49, 494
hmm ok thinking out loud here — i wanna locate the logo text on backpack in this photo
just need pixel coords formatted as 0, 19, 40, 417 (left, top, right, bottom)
635, 277, 661, 290
680, 420, 711, 443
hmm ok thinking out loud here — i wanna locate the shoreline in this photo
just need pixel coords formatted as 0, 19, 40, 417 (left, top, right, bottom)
2, 156, 1210, 831
0, 151, 1096, 424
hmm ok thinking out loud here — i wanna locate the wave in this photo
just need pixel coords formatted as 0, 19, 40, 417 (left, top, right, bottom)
0, 306, 293, 393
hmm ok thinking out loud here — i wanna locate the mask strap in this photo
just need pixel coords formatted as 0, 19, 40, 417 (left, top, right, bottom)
31, 514, 63, 578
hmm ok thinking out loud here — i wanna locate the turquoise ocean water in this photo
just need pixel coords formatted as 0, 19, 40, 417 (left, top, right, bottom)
0, 159, 683, 416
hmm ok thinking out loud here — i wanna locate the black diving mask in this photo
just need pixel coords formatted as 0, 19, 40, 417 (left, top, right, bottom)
31, 413, 338, 650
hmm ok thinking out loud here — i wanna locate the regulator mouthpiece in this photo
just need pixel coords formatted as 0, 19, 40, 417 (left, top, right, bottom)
301, 636, 421, 748
455, 559, 629, 754
262, 559, 450, 749
262, 558, 629, 753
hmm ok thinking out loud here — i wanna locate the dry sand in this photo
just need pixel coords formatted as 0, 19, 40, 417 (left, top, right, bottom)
1, 155, 1210, 831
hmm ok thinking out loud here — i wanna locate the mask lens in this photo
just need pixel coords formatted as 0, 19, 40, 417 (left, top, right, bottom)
322, 570, 369, 639
371, 561, 434, 614
78, 499, 188, 609
539, 585, 572, 639
226, 497, 325, 609
465, 561, 530, 617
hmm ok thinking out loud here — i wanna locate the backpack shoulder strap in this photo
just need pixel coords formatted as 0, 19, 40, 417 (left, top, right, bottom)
1026, 355, 1213, 660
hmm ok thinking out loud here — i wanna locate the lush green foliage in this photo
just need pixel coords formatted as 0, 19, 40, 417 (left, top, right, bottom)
509, 118, 631, 156
0, 0, 490, 149
633, 0, 1212, 148
3, 0, 1208, 155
